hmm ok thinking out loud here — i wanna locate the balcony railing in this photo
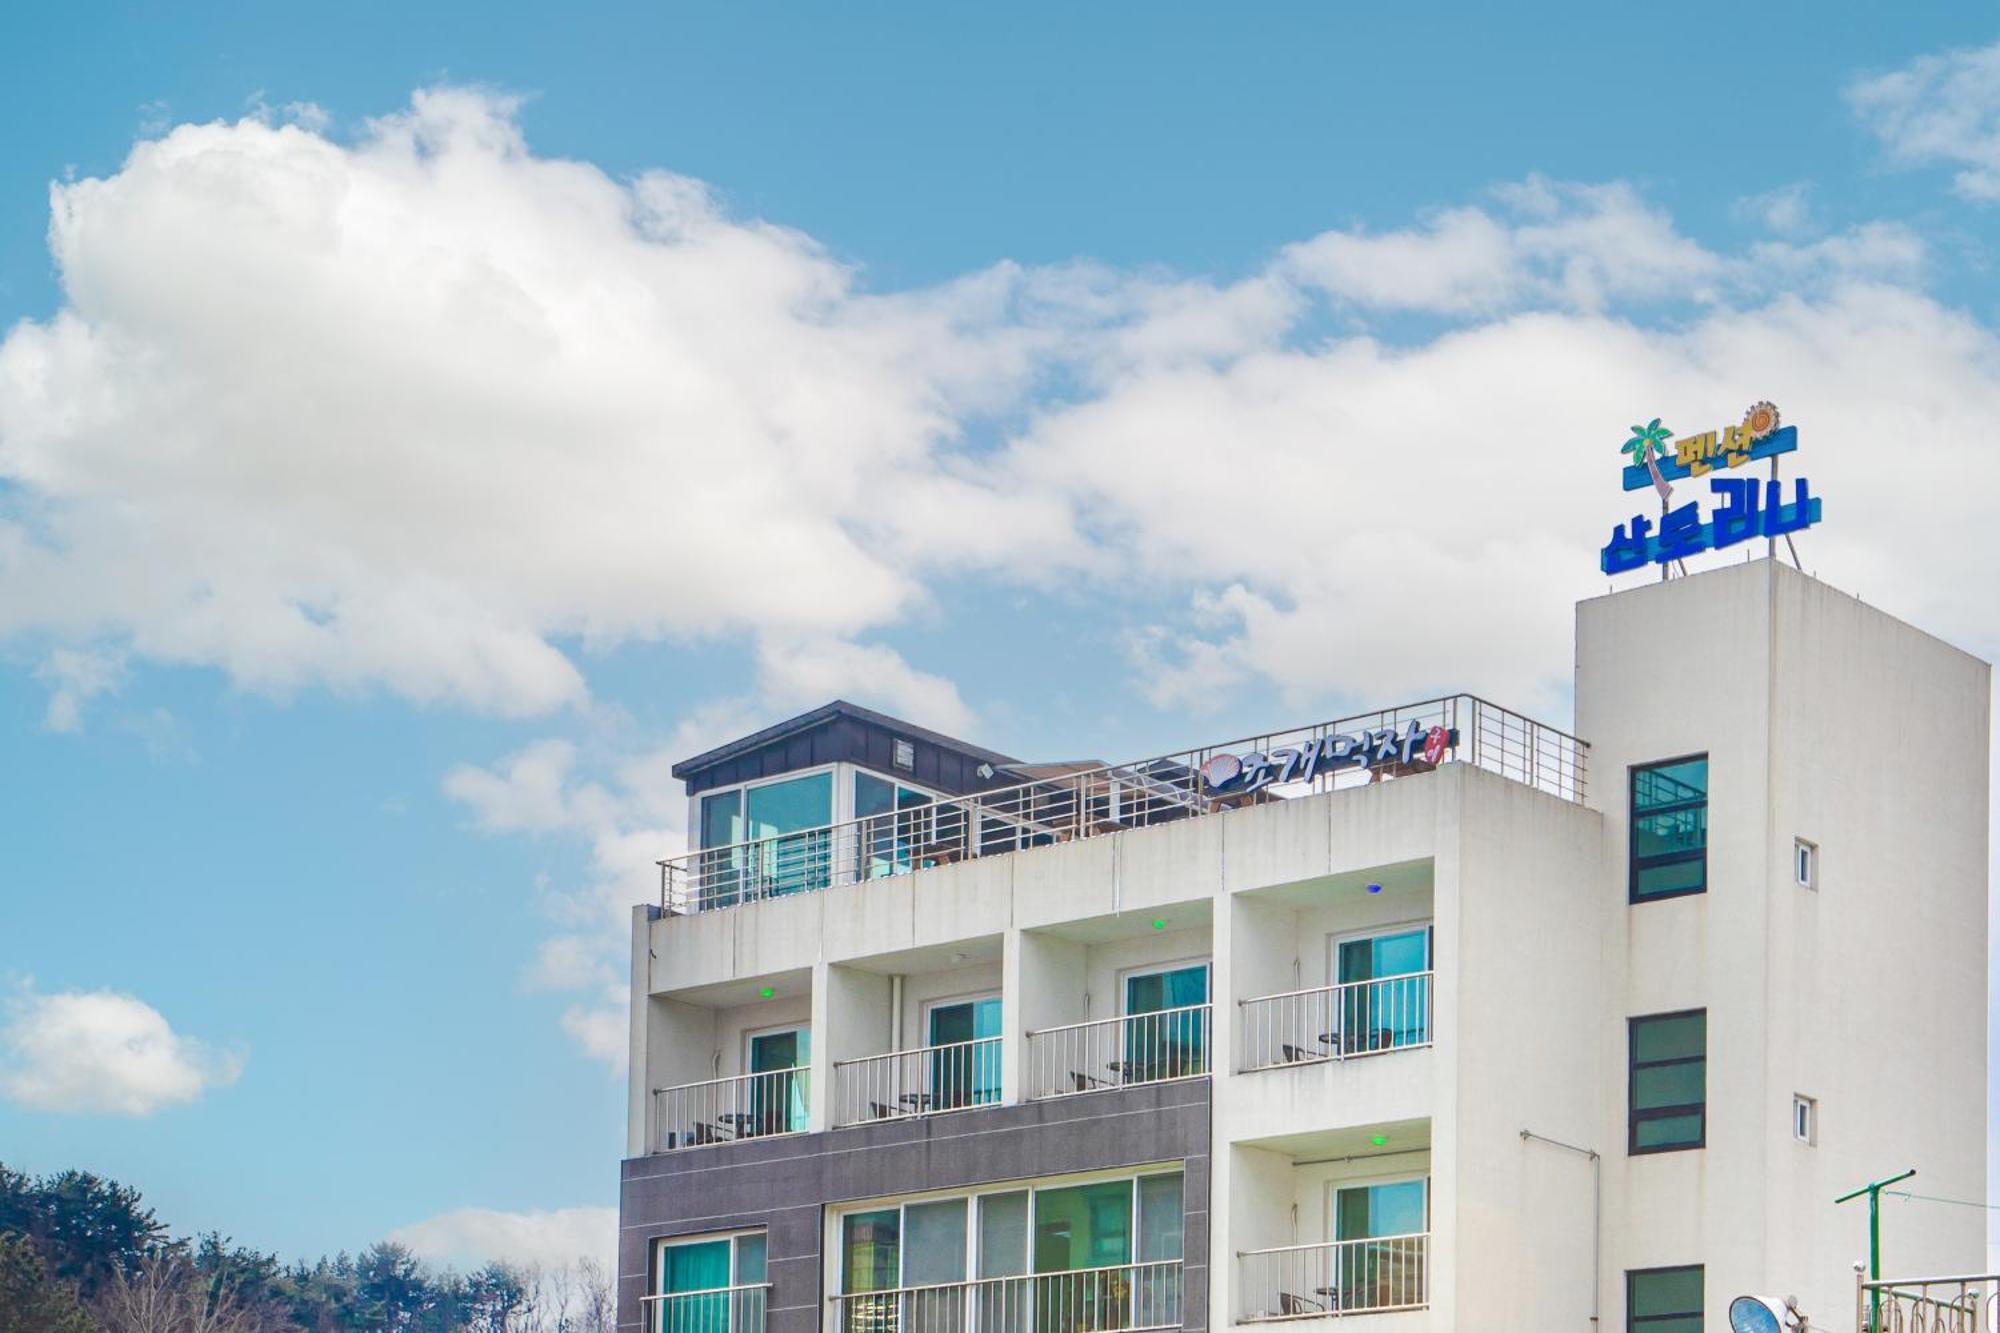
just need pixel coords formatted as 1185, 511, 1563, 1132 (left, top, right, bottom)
1238, 973, 1434, 1072
659, 695, 1587, 915
831, 1259, 1184, 1333
833, 1037, 1003, 1127
1240, 1235, 1429, 1321
652, 1068, 810, 1152
1026, 1005, 1211, 1100
642, 1283, 770, 1333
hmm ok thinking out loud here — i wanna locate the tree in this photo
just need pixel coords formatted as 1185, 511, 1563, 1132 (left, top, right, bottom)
0, 1166, 167, 1298
0, 1230, 95, 1333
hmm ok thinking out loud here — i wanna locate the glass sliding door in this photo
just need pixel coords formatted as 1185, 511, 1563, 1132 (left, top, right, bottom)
1335, 928, 1432, 1052
904, 1201, 969, 1333
745, 1029, 808, 1137
1331, 1179, 1427, 1313
1121, 965, 1208, 1083
926, 997, 1001, 1110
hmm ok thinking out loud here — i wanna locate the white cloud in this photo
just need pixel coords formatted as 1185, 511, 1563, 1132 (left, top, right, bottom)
0, 88, 1053, 718
1279, 177, 1722, 315
390, 1205, 616, 1274
34, 646, 124, 731
0, 986, 243, 1114
1851, 41, 2000, 200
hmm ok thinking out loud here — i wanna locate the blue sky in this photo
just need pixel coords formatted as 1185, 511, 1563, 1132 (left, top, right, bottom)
2, 1, 1997, 1273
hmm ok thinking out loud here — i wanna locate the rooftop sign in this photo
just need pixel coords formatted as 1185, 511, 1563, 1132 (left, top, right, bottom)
1600, 402, 1822, 575
1201, 721, 1457, 796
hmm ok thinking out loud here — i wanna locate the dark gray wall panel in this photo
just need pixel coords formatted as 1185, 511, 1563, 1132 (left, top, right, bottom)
618, 1081, 1211, 1333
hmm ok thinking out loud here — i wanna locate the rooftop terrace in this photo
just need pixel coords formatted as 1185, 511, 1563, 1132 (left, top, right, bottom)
656, 693, 1587, 917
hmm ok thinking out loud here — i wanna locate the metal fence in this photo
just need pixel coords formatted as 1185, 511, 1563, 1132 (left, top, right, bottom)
1860, 1274, 2000, 1332
659, 696, 1587, 915
832, 1038, 1004, 1126
1238, 973, 1434, 1072
1025, 1005, 1211, 1100
641, 1284, 770, 1333
830, 1260, 1183, 1333
652, 1068, 810, 1152
1239, 1234, 1429, 1321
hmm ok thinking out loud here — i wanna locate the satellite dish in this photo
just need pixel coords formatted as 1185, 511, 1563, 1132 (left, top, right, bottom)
1729, 1295, 1803, 1333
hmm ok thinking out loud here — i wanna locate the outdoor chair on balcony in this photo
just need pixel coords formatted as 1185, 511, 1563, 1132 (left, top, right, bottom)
868, 1101, 900, 1120
1279, 1292, 1325, 1317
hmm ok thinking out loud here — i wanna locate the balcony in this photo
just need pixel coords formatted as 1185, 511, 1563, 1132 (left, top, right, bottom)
652, 1068, 810, 1152
659, 696, 1587, 916
1237, 974, 1433, 1072
1238, 1235, 1429, 1321
1026, 1005, 1212, 1100
833, 1037, 1004, 1126
830, 1260, 1184, 1333
644, 1284, 769, 1333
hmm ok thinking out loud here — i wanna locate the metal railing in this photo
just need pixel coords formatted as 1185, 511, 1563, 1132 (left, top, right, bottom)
830, 1259, 1183, 1333
1026, 1005, 1211, 1100
1238, 973, 1434, 1072
1860, 1273, 2000, 1332
1240, 1234, 1429, 1321
652, 1068, 810, 1152
659, 696, 1587, 915
641, 1284, 770, 1333
832, 1037, 1004, 1126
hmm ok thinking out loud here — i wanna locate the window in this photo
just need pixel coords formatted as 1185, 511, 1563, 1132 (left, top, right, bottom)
1795, 838, 1818, 890
1627, 1265, 1702, 1333
1122, 964, 1209, 1082
1793, 1094, 1816, 1145
1630, 756, 1708, 902
655, 1231, 767, 1333
1629, 1011, 1705, 1153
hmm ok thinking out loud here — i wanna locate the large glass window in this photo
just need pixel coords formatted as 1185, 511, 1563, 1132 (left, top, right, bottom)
1629, 1011, 1706, 1154
857, 772, 948, 879
744, 772, 833, 896
1325, 1179, 1427, 1314
1033, 1180, 1132, 1273
1121, 965, 1209, 1083
1627, 1266, 1703, 1333
926, 997, 1002, 1110
1332, 1179, 1427, 1241
1630, 757, 1708, 901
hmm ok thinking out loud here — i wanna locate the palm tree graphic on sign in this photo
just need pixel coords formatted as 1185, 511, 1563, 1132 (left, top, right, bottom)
1623, 418, 1672, 469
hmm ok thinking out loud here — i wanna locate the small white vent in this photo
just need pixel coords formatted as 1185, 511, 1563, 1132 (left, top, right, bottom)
892, 738, 915, 770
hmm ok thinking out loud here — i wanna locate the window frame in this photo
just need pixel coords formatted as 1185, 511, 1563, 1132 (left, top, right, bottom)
1625, 1264, 1703, 1332
1793, 1093, 1817, 1145
1627, 1009, 1707, 1156
1628, 754, 1710, 904
695, 763, 843, 851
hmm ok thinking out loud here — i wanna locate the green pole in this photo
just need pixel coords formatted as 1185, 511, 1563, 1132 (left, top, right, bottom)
1837, 1168, 1915, 1331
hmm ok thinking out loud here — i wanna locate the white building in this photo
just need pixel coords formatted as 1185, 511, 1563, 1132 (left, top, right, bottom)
617, 560, 1990, 1333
